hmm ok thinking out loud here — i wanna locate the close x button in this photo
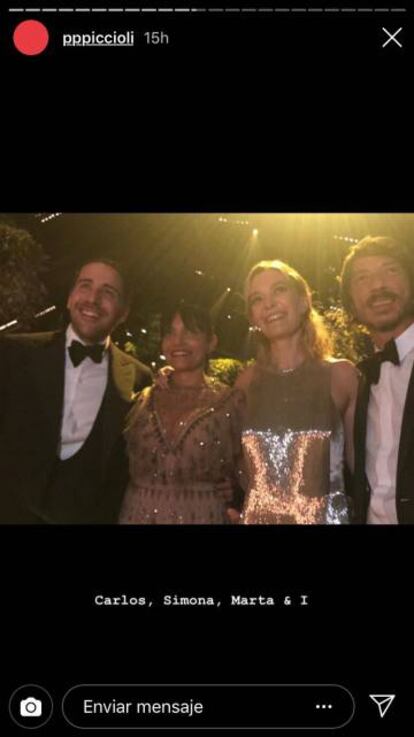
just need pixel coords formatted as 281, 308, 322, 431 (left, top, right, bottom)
62, 684, 355, 730
382, 27, 403, 49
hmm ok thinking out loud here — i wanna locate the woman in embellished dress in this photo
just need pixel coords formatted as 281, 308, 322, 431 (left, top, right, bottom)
235, 260, 359, 524
119, 304, 245, 524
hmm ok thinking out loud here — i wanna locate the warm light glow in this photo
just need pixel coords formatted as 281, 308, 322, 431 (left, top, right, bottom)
333, 234, 359, 243
0, 319, 18, 332
34, 305, 56, 318
39, 212, 62, 224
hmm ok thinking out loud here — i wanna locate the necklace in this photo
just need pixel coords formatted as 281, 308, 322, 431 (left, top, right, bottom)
278, 367, 296, 374
267, 359, 309, 376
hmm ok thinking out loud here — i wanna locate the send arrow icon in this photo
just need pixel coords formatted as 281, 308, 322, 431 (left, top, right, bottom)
369, 694, 396, 718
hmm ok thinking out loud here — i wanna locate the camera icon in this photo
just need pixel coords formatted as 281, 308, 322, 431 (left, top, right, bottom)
20, 697, 42, 717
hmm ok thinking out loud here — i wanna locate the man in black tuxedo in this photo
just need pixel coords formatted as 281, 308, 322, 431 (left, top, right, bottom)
0, 259, 152, 524
340, 236, 414, 523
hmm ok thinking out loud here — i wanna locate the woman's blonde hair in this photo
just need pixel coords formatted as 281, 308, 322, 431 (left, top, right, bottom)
245, 260, 333, 361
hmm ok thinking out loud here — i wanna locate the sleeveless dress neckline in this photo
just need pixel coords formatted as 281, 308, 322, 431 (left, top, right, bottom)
241, 359, 349, 525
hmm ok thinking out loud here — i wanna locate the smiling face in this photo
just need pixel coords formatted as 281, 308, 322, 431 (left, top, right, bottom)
67, 262, 129, 344
161, 313, 217, 373
349, 255, 413, 335
247, 268, 309, 342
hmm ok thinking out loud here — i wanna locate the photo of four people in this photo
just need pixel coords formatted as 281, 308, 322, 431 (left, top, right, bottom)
1, 215, 413, 525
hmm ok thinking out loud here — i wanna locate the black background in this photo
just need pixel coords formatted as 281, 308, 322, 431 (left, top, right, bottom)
1, 3, 412, 734
1, 4, 411, 211
1, 526, 409, 732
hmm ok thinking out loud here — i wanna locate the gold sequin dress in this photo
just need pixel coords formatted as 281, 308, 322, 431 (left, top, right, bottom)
119, 379, 245, 524
241, 360, 349, 524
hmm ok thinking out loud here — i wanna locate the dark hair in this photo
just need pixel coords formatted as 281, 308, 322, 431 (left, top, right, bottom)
71, 258, 133, 305
340, 236, 414, 314
161, 302, 214, 340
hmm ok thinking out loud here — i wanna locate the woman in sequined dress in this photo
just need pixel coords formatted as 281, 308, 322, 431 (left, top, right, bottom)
119, 304, 245, 524
235, 260, 359, 524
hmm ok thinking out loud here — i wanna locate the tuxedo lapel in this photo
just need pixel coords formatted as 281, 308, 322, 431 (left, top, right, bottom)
355, 361, 372, 467
29, 331, 66, 448
110, 342, 137, 402
353, 362, 372, 521
396, 363, 414, 488
100, 343, 135, 474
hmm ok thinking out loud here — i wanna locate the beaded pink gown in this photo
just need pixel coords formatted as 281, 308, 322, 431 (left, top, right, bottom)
119, 378, 245, 524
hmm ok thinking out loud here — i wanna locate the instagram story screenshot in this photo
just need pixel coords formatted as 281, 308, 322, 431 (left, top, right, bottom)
1, 2, 412, 735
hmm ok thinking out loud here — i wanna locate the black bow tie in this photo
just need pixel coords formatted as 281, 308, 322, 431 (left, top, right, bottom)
362, 339, 400, 385
68, 340, 105, 367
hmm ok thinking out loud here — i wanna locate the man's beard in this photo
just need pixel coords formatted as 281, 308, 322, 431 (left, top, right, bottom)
369, 302, 414, 333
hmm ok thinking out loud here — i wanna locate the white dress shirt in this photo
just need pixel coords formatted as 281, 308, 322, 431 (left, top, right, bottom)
58, 325, 109, 460
366, 321, 414, 524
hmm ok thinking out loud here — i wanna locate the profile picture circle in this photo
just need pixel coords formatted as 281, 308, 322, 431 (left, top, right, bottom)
13, 20, 49, 56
